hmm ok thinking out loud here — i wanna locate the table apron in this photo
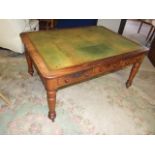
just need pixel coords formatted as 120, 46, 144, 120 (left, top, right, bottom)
56, 54, 144, 88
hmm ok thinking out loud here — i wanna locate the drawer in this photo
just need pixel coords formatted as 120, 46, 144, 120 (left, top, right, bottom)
120, 56, 142, 66
94, 61, 123, 74
94, 56, 142, 75
95, 63, 116, 72
58, 69, 93, 87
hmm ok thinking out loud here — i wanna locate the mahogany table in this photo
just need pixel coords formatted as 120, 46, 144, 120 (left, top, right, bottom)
21, 26, 148, 122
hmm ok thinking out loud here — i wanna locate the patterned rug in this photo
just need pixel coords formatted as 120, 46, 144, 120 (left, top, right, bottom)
0, 49, 155, 134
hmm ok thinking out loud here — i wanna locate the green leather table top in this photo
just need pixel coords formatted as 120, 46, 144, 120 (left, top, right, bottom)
28, 26, 143, 70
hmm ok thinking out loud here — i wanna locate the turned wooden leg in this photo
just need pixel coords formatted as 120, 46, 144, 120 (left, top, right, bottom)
25, 50, 34, 76
47, 90, 56, 122
126, 62, 141, 88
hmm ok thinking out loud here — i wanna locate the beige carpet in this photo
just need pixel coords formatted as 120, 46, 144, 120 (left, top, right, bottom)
0, 49, 155, 134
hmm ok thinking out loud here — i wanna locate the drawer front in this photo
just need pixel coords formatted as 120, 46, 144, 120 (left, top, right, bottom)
120, 55, 142, 66
58, 69, 93, 87
94, 55, 143, 75
94, 61, 122, 74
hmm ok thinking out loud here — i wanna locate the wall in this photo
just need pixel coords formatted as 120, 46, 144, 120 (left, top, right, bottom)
0, 19, 39, 53
97, 19, 121, 32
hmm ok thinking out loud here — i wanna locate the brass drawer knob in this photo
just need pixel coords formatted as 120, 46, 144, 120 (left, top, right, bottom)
85, 73, 89, 77
99, 68, 103, 72
64, 79, 69, 83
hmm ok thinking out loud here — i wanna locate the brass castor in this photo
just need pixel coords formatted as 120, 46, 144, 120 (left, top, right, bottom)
126, 80, 132, 88
48, 111, 56, 122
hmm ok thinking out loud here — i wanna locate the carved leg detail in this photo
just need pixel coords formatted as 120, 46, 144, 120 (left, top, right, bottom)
126, 62, 141, 88
47, 90, 56, 122
25, 50, 34, 76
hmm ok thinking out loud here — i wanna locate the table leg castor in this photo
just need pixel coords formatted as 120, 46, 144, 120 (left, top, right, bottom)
48, 111, 56, 122
126, 80, 132, 88
126, 62, 142, 89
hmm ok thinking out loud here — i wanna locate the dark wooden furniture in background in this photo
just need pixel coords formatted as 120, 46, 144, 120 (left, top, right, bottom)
137, 20, 155, 66
148, 36, 155, 67
39, 19, 55, 30
137, 19, 154, 41
21, 26, 148, 122
118, 19, 127, 35
117, 19, 155, 68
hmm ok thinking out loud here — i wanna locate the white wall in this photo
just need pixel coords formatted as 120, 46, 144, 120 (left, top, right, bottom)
0, 19, 39, 53
97, 19, 121, 33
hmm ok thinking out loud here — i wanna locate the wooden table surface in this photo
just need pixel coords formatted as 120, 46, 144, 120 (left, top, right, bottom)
27, 26, 143, 70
